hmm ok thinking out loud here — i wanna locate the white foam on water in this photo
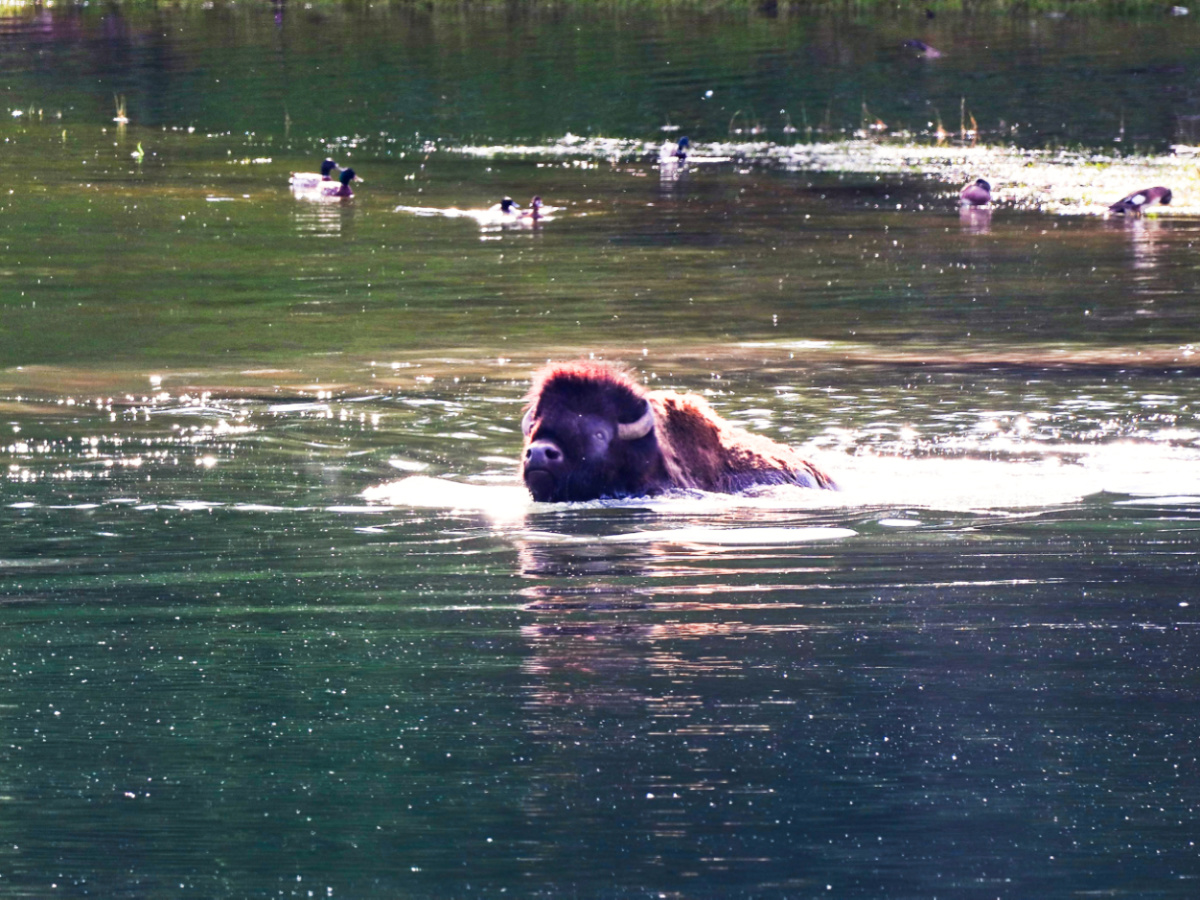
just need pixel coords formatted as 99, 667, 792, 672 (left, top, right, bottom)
361, 476, 530, 519
1113, 496, 1200, 507
394, 204, 559, 228
364, 439, 1200, 521
831, 442, 1200, 512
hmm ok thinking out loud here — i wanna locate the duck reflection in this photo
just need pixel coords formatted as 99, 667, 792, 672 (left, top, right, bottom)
1117, 215, 1167, 272
658, 135, 690, 186
958, 205, 992, 234
290, 200, 353, 237
659, 167, 687, 194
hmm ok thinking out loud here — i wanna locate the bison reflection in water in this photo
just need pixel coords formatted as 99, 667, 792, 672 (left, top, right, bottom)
520, 361, 836, 502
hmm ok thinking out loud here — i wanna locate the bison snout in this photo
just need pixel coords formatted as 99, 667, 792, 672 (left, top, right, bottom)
525, 440, 563, 469
523, 439, 566, 501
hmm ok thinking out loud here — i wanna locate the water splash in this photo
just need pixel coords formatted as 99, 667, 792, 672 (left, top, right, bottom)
394, 202, 559, 229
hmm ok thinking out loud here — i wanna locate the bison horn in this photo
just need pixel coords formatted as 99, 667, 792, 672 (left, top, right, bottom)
617, 403, 655, 441
521, 407, 536, 436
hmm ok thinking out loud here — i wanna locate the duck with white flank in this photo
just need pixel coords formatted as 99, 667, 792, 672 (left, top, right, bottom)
491, 196, 544, 222
395, 195, 550, 227
289, 158, 339, 192
494, 197, 518, 214
1108, 186, 1171, 217
292, 168, 358, 201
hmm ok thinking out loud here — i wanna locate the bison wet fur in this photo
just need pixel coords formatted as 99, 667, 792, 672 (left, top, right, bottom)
520, 360, 835, 502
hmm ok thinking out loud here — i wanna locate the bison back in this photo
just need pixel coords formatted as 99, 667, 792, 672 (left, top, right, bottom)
649, 391, 835, 492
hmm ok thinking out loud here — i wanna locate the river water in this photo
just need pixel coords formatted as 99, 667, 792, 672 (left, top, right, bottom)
2, 3, 1199, 898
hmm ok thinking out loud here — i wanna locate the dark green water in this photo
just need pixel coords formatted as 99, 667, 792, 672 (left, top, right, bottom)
3, 3, 1200, 898
6, 2, 1200, 150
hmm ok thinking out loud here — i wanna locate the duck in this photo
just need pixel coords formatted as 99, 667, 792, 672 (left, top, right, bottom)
324, 168, 357, 198
959, 178, 991, 207
293, 168, 357, 201
1108, 186, 1171, 216
521, 196, 544, 221
660, 135, 690, 165
904, 39, 942, 59
492, 196, 544, 222
289, 158, 339, 191
490, 196, 520, 216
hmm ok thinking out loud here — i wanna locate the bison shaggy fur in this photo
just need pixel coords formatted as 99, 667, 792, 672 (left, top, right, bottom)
520, 360, 835, 502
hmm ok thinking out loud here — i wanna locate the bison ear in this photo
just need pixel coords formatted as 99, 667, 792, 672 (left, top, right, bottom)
617, 399, 655, 441
521, 406, 536, 437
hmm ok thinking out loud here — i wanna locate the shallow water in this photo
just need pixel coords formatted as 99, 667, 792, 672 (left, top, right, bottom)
3, 3, 1200, 898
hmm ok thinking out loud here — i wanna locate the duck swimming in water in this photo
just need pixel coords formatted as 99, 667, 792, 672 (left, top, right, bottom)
395, 195, 550, 228
491, 197, 520, 216
959, 178, 992, 207
522, 196, 544, 221
904, 39, 942, 59
491, 196, 544, 222
660, 135, 690, 165
293, 167, 357, 200
325, 168, 357, 198
289, 158, 339, 192
1108, 186, 1171, 217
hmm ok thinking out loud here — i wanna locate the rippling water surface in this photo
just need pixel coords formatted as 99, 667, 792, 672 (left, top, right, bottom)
2, 3, 1200, 897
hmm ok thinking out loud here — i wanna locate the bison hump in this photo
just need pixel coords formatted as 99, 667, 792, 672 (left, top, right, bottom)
649, 391, 833, 492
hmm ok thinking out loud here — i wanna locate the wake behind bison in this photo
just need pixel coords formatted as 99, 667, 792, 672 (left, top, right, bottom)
520, 361, 836, 502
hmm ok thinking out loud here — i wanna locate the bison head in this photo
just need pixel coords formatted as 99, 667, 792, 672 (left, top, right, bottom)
521, 362, 663, 502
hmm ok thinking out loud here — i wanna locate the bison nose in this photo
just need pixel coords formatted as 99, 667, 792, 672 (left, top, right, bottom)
523, 439, 565, 502
524, 440, 563, 469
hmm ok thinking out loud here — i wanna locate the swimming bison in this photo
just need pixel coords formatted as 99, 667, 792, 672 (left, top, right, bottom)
520, 360, 836, 502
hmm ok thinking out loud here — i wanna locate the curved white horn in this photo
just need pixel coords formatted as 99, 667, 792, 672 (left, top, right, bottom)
617, 403, 655, 441
521, 407, 536, 436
